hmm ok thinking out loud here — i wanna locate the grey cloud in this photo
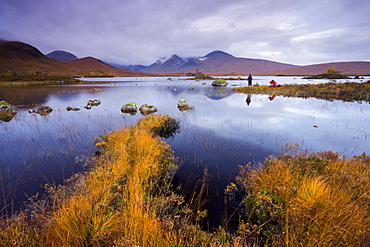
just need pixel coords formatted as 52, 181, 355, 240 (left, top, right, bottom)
0, 0, 369, 66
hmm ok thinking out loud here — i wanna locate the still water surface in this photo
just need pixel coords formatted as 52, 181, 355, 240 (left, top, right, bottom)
0, 76, 369, 229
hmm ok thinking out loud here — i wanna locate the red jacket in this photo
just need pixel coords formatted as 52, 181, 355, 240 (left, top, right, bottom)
269, 80, 277, 87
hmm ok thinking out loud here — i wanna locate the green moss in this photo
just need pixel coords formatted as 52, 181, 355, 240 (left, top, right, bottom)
123, 101, 137, 107
0, 101, 12, 106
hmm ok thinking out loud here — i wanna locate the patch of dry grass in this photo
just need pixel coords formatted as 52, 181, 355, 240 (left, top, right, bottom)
237, 144, 370, 246
233, 82, 370, 102
0, 115, 190, 246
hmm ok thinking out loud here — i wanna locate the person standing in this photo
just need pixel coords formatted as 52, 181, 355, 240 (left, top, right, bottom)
247, 74, 253, 86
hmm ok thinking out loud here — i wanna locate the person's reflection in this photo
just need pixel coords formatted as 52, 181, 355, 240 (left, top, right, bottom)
246, 94, 252, 105
268, 95, 276, 101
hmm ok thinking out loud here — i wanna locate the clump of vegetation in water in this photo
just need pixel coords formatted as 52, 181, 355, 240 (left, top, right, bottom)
185, 71, 215, 80
137, 114, 180, 138
233, 81, 370, 102
233, 144, 370, 246
303, 67, 349, 79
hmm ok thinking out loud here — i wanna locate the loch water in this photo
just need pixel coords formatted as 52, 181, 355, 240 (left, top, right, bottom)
0, 76, 369, 229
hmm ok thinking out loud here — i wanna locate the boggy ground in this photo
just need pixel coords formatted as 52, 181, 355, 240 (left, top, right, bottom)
0, 115, 369, 246
233, 81, 370, 102
0, 75, 82, 85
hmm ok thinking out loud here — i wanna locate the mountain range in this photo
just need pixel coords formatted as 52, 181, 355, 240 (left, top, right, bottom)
1, 39, 370, 76
120, 51, 370, 75
0, 40, 147, 77
119, 51, 298, 75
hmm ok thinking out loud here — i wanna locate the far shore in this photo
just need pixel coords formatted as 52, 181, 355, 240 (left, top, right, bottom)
233, 81, 370, 102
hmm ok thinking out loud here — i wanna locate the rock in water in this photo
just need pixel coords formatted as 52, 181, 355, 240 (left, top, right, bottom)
121, 102, 138, 115
0, 101, 17, 122
87, 99, 101, 106
29, 105, 53, 115
84, 99, 101, 109
211, 79, 228, 86
66, 106, 80, 111
177, 99, 193, 111
139, 104, 158, 116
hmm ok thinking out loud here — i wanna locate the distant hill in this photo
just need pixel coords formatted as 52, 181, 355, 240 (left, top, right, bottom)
0, 40, 146, 77
46, 50, 78, 62
122, 50, 298, 75
0, 40, 74, 75
272, 62, 370, 75
66, 57, 140, 76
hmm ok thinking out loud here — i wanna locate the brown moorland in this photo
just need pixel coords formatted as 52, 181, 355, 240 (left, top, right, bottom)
0, 40, 149, 78
272, 61, 370, 75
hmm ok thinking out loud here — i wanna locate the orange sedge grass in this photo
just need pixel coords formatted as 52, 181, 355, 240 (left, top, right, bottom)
0, 115, 193, 246
42, 115, 184, 246
233, 82, 370, 102
237, 144, 370, 246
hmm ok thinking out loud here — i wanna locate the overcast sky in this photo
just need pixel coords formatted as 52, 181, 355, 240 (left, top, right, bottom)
1, 0, 369, 66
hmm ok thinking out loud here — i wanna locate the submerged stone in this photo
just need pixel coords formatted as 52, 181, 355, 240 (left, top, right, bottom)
66, 106, 80, 111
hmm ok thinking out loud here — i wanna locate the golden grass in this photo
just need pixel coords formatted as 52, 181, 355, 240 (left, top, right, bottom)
233, 82, 370, 102
238, 145, 370, 246
0, 115, 192, 246
42, 116, 184, 246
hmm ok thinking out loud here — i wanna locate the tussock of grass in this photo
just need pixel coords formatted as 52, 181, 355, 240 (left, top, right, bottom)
42, 115, 194, 246
233, 82, 370, 102
237, 144, 370, 246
